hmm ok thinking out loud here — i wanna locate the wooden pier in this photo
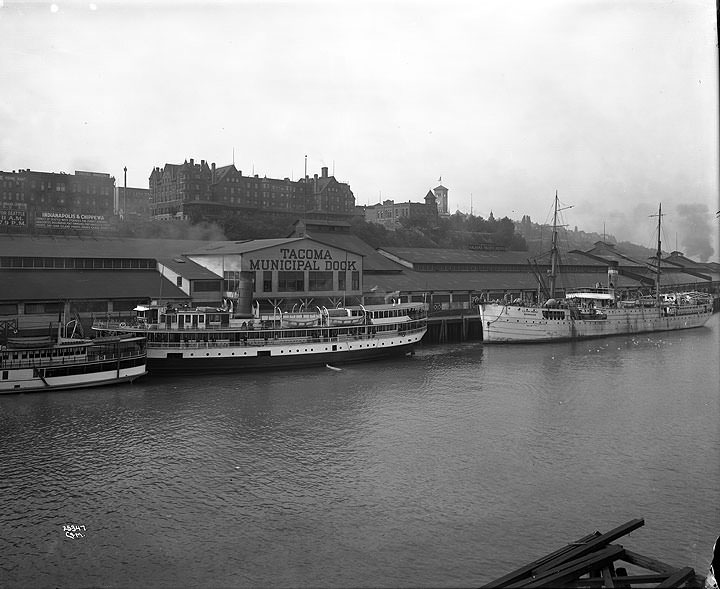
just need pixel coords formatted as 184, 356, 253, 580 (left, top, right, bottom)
481, 518, 705, 588
425, 313, 483, 343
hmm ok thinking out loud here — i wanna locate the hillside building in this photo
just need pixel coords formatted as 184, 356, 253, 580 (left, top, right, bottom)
149, 159, 355, 221
116, 185, 151, 220
0, 168, 115, 234
433, 183, 449, 215
364, 191, 438, 229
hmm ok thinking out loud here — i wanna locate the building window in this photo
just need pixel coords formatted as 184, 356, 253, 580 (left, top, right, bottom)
71, 301, 107, 313
193, 280, 220, 292
278, 271, 304, 292
223, 271, 240, 293
112, 300, 141, 312
263, 271, 272, 292
309, 271, 333, 291
338, 271, 346, 292
24, 302, 61, 314
176, 276, 183, 287
351, 271, 359, 290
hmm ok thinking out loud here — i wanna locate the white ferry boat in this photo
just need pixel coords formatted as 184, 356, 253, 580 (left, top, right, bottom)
1, 333, 147, 394
479, 199, 714, 343
93, 301, 427, 373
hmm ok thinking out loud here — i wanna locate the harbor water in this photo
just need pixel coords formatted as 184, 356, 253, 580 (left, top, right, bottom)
2, 314, 719, 587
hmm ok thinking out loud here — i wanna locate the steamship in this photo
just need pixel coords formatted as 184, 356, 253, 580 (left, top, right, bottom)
93, 299, 427, 374
478, 198, 714, 343
1, 320, 147, 393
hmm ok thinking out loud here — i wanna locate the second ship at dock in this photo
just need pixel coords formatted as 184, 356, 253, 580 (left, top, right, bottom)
94, 301, 427, 373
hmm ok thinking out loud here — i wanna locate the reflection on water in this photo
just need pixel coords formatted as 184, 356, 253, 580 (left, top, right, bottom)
1, 315, 718, 587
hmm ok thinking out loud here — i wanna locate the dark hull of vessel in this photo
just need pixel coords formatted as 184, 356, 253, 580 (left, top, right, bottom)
145, 340, 419, 374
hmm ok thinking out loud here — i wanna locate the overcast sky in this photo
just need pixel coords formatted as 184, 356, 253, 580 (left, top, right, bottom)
1, 0, 718, 259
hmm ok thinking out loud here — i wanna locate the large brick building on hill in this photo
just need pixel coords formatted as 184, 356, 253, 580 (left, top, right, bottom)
149, 159, 355, 221
1, 168, 115, 233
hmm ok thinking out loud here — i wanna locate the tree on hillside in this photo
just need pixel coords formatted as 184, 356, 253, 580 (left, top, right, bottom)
356, 213, 527, 251
350, 218, 438, 248
117, 219, 226, 240
219, 212, 294, 240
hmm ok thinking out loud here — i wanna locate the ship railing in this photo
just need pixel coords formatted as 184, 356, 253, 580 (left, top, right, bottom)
144, 324, 427, 349
94, 314, 428, 332
0, 353, 88, 369
0, 350, 144, 370
93, 319, 145, 331
566, 286, 615, 295
137, 318, 426, 336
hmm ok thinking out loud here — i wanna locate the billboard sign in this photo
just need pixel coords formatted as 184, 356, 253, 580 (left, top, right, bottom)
34, 211, 111, 231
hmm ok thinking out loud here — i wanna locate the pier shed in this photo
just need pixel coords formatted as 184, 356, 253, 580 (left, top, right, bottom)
185, 236, 365, 312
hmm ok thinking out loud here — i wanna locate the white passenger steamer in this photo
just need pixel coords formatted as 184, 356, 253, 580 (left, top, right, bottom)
94, 301, 427, 373
1, 329, 147, 394
479, 198, 713, 343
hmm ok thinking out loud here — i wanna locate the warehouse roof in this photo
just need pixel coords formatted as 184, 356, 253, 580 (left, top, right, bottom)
0, 270, 188, 302
0, 234, 219, 259
189, 238, 298, 255
377, 246, 607, 269
187, 236, 366, 258
363, 269, 623, 294
158, 256, 221, 280
298, 233, 404, 272
576, 241, 649, 267
363, 266, 710, 295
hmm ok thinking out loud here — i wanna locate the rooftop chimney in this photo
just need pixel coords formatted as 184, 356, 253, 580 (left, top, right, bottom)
321, 166, 328, 178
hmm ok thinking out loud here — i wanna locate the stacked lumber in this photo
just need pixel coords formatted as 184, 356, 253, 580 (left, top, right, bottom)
481, 518, 705, 588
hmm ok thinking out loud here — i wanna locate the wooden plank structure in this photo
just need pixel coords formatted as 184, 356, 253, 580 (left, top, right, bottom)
481, 518, 706, 588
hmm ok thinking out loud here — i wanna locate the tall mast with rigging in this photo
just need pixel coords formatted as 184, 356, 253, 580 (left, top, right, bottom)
652, 203, 663, 307
548, 191, 572, 299
549, 193, 559, 298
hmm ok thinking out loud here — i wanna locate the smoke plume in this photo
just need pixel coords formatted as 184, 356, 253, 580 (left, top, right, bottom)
675, 203, 714, 261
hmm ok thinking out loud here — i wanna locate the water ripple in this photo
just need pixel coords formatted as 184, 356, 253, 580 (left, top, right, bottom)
1, 316, 718, 587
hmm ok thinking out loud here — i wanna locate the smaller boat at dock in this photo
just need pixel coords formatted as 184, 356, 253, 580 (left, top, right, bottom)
1, 323, 147, 394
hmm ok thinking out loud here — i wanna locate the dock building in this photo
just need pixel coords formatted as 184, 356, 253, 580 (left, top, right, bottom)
371, 243, 718, 311
1, 228, 717, 338
0, 232, 365, 335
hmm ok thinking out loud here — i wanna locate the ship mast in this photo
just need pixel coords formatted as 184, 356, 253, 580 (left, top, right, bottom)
548, 191, 572, 298
654, 202, 663, 307
549, 193, 560, 298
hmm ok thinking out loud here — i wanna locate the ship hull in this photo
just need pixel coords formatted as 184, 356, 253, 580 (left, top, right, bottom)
1, 335, 147, 394
0, 363, 147, 394
144, 330, 425, 373
479, 303, 713, 343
